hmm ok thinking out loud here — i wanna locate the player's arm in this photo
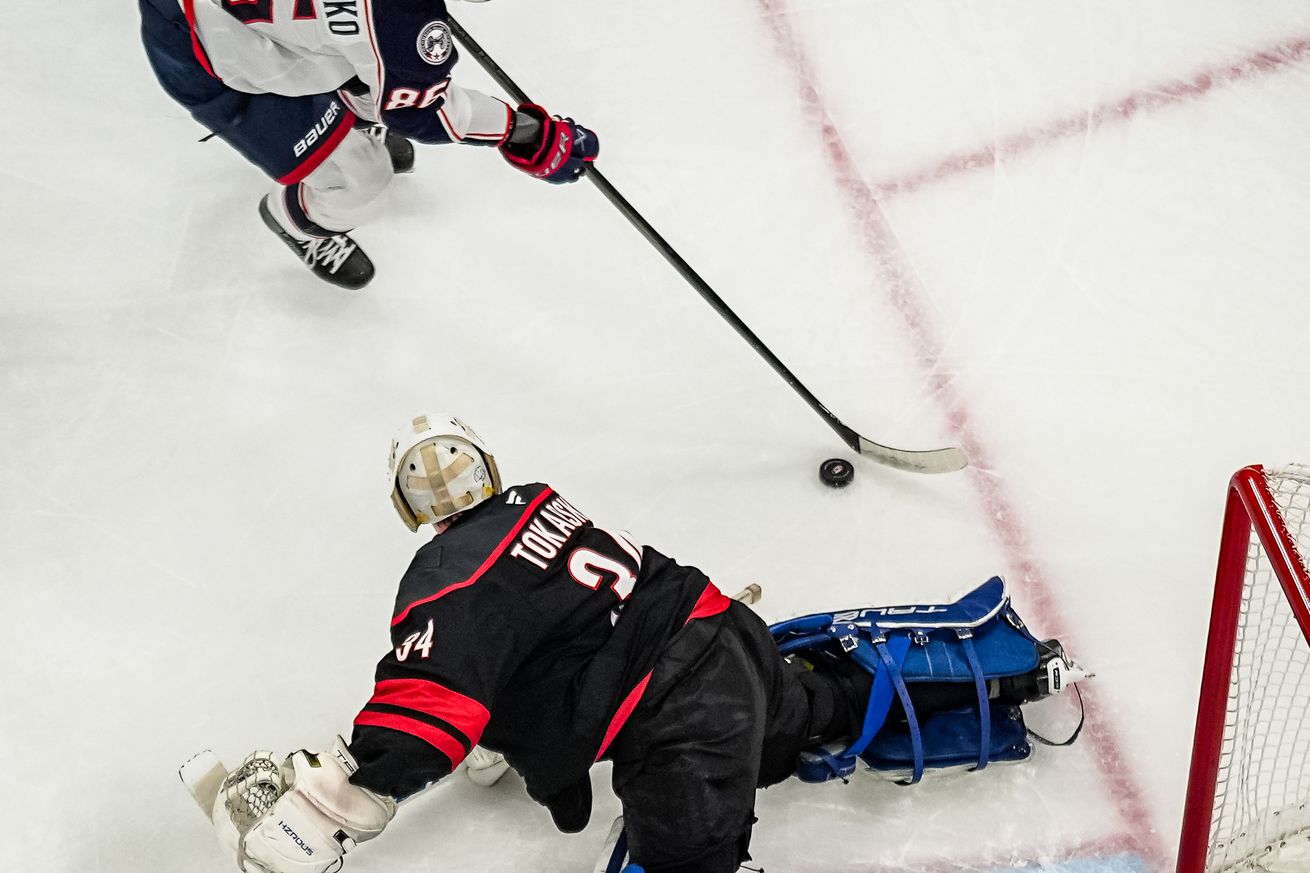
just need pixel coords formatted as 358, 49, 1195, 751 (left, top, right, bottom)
345, 582, 538, 800
200, 590, 531, 873
367, 2, 599, 181
346, 656, 491, 800
362, 2, 502, 145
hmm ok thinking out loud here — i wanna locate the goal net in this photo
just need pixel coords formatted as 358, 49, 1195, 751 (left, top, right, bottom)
1178, 465, 1310, 873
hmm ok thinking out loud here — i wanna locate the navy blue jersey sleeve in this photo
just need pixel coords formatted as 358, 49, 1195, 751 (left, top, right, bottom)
367, 0, 511, 145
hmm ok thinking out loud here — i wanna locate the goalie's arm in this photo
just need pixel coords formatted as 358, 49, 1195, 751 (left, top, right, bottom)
347, 695, 483, 800
346, 581, 548, 800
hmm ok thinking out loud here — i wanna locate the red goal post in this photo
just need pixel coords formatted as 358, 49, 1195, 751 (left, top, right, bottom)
1177, 465, 1310, 873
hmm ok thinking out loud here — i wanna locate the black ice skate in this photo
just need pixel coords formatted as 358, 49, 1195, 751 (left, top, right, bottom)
258, 196, 375, 290
995, 638, 1093, 704
361, 124, 415, 174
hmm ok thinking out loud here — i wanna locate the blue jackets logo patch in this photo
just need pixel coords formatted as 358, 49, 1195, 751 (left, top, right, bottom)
417, 21, 453, 65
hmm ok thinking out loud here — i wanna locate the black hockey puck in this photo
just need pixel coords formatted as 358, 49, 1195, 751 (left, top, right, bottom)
819, 458, 855, 488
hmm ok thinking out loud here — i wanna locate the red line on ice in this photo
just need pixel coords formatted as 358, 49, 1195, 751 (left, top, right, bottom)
746, 0, 1231, 868
855, 834, 1146, 873
875, 36, 1310, 198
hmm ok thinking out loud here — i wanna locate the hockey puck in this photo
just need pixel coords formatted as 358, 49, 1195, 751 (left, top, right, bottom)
819, 458, 855, 488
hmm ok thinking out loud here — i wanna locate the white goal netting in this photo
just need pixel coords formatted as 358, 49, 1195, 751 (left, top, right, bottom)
1207, 466, 1310, 873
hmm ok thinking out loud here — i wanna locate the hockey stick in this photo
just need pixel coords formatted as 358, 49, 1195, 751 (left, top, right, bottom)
446, 17, 966, 475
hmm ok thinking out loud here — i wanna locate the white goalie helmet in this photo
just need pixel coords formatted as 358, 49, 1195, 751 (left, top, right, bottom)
388, 414, 502, 531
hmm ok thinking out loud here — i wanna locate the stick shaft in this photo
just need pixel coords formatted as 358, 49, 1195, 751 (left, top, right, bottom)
447, 15, 860, 450
446, 15, 966, 474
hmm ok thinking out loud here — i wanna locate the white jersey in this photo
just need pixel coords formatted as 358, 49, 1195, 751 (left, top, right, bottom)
184, 0, 512, 144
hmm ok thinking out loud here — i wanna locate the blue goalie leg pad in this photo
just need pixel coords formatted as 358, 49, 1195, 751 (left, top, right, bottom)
771, 576, 1069, 784
860, 703, 1032, 779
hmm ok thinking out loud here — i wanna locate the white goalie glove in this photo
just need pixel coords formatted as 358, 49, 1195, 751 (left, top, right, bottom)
210, 737, 396, 873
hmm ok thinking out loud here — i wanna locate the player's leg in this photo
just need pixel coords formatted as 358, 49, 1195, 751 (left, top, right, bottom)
608, 612, 797, 873
769, 578, 1090, 784
728, 604, 869, 789
138, 0, 392, 289
139, 0, 246, 135
340, 78, 416, 175
358, 123, 417, 175
220, 93, 391, 290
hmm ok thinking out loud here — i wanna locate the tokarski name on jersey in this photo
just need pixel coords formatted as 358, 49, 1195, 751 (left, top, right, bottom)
508, 494, 591, 570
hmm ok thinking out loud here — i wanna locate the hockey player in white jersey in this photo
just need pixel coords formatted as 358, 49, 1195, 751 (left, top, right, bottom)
139, 0, 598, 288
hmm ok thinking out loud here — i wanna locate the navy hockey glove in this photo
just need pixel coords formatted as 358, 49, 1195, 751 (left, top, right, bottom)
500, 104, 599, 184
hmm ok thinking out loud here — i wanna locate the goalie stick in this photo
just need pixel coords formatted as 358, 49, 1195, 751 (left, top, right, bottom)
446, 15, 966, 476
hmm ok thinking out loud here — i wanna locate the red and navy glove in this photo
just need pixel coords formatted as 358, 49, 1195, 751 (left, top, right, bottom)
499, 103, 599, 184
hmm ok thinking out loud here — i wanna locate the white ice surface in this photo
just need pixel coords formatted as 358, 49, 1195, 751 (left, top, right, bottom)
3, 1, 1310, 871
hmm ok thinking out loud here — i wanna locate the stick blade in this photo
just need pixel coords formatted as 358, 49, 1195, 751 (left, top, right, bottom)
179, 750, 227, 822
856, 437, 968, 474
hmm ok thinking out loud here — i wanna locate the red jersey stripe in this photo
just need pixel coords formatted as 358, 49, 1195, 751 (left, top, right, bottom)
595, 672, 651, 761
392, 487, 556, 627
593, 581, 732, 760
688, 582, 731, 620
181, 0, 220, 80
368, 678, 490, 742
354, 710, 468, 767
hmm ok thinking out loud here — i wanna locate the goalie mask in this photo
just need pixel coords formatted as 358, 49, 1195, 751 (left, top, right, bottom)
388, 414, 502, 531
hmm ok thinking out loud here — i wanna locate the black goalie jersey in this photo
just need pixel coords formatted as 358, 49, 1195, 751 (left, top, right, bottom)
347, 483, 731, 807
